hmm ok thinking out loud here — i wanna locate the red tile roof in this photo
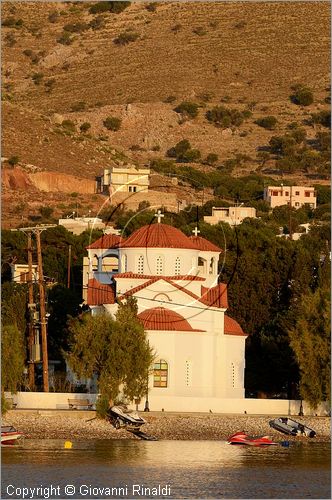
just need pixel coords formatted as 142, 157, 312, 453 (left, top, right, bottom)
121, 223, 198, 249
224, 315, 247, 336
87, 278, 116, 305
189, 235, 222, 252
200, 283, 228, 309
115, 272, 204, 281
138, 307, 204, 332
86, 234, 122, 250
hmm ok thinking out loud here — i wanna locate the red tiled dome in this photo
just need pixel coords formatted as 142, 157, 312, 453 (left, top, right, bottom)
121, 223, 198, 250
86, 233, 122, 249
138, 307, 204, 331
189, 235, 222, 252
224, 315, 247, 336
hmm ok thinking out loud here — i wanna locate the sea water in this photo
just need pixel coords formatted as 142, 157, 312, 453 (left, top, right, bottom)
1, 440, 330, 499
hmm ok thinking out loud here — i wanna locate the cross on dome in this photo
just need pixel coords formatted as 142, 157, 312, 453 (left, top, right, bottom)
154, 209, 164, 224
192, 226, 200, 237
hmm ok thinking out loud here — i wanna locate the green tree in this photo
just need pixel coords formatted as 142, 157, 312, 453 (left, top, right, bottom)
67, 298, 154, 402
288, 288, 330, 409
255, 116, 277, 130
1, 324, 26, 392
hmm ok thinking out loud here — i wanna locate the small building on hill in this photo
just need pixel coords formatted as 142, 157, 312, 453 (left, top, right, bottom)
96, 165, 150, 195
264, 185, 317, 209
83, 213, 248, 412
204, 206, 256, 226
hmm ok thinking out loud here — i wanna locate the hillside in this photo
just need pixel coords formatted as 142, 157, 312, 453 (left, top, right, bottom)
1, 1, 330, 227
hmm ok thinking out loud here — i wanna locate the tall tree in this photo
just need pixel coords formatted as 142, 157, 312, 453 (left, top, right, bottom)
288, 287, 330, 409
67, 298, 154, 402
1, 324, 26, 392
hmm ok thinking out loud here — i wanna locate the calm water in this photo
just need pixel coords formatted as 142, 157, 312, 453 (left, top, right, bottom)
1, 440, 330, 499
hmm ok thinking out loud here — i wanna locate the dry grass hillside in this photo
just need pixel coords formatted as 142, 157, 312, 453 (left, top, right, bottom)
1, 1, 330, 227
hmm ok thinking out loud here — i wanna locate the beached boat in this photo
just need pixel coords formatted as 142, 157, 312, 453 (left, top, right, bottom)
107, 405, 146, 430
227, 431, 277, 446
1, 426, 23, 445
269, 417, 316, 438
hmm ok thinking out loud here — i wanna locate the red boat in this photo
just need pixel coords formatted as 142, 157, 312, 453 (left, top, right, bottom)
1, 426, 23, 445
227, 431, 277, 446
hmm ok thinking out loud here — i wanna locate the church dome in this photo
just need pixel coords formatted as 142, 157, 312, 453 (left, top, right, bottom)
138, 307, 204, 331
189, 235, 221, 252
121, 223, 198, 250
224, 315, 247, 336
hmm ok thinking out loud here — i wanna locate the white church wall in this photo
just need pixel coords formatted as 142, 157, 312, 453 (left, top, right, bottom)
223, 336, 246, 398
148, 330, 217, 398
119, 247, 199, 277
6, 392, 330, 416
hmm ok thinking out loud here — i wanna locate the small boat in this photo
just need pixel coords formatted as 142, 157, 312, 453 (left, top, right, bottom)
269, 417, 316, 438
107, 405, 146, 430
1, 426, 23, 445
227, 431, 277, 446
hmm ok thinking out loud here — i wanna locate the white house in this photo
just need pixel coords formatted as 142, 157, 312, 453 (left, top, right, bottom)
83, 213, 248, 411
204, 206, 256, 226
264, 185, 317, 209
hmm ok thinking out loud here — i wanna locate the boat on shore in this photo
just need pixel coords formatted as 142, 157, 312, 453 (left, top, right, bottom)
227, 431, 277, 446
1, 426, 23, 445
107, 405, 146, 430
269, 417, 316, 438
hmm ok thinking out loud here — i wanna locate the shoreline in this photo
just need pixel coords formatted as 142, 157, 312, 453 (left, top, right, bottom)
3, 411, 331, 442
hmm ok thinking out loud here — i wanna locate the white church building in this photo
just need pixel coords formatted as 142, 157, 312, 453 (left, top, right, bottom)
84, 212, 248, 412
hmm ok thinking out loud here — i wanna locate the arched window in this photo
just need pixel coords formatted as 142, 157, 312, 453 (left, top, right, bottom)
175, 257, 181, 275
137, 255, 144, 275
153, 359, 168, 387
156, 255, 164, 275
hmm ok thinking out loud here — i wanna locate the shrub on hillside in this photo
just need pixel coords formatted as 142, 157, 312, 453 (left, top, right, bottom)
166, 139, 201, 163
290, 84, 314, 106
103, 116, 121, 131
61, 120, 76, 133
204, 153, 219, 166
206, 105, 246, 128
2, 17, 23, 28
255, 116, 278, 130
88, 16, 105, 30
63, 22, 89, 33
8, 156, 20, 167
31, 72, 44, 85
311, 110, 331, 129
48, 11, 59, 23
89, 1, 131, 15
146, 3, 158, 12
40, 206, 54, 219
70, 101, 86, 112
193, 26, 207, 36
114, 31, 139, 45
57, 31, 73, 45
174, 101, 199, 119
80, 122, 91, 133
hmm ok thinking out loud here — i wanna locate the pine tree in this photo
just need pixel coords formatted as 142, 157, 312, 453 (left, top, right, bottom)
67, 298, 154, 404
288, 288, 330, 409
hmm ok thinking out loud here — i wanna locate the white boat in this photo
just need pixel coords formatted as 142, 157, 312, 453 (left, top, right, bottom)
1, 425, 23, 445
107, 405, 146, 430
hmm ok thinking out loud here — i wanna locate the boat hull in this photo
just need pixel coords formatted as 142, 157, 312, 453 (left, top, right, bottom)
269, 418, 316, 438
227, 432, 277, 446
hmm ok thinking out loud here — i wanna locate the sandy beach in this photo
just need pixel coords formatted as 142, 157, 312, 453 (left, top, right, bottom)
3, 411, 330, 442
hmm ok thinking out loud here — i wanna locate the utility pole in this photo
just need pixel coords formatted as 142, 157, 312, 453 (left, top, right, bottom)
289, 185, 293, 241
27, 232, 35, 390
15, 225, 57, 392
67, 245, 71, 289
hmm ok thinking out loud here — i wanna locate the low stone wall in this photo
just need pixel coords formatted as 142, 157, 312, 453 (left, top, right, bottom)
5, 392, 330, 417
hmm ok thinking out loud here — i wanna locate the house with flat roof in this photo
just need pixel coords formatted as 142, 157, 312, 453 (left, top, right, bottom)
96, 165, 150, 195
204, 206, 256, 226
264, 185, 317, 209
